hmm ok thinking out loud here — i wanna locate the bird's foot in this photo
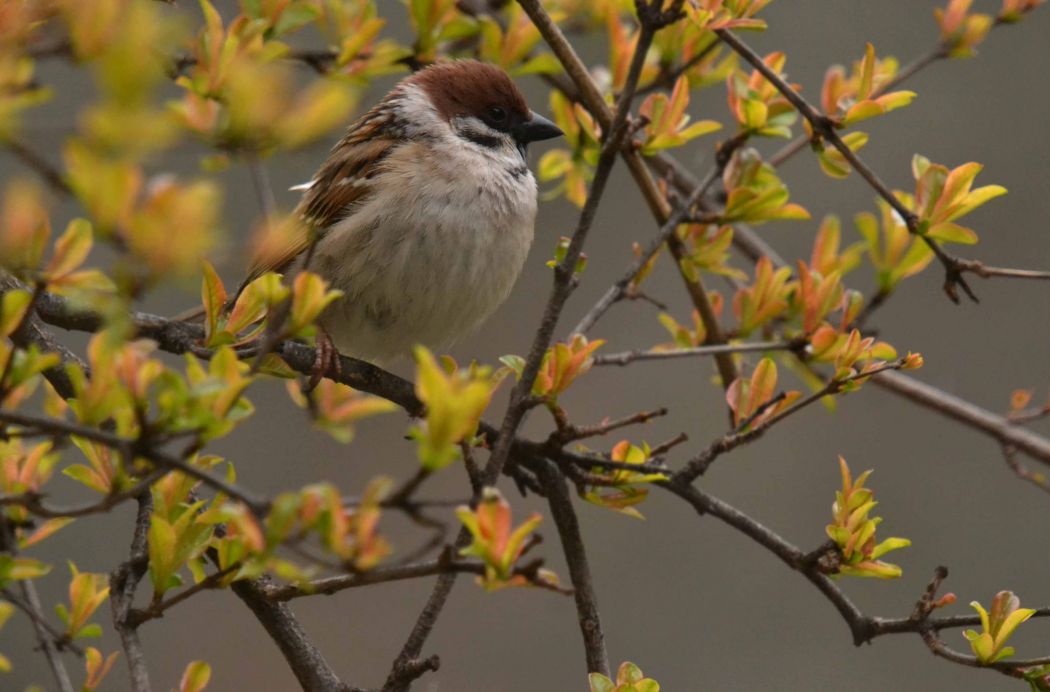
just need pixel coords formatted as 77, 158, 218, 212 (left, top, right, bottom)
304, 328, 340, 393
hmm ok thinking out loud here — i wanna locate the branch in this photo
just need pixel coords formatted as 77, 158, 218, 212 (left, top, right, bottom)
569, 159, 729, 338
126, 563, 242, 627
675, 360, 914, 483
266, 555, 570, 602
228, 575, 348, 691
0, 409, 269, 515
636, 36, 722, 96
874, 370, 1050, 466
1000, 444, 1050, 494
768, 42, 948, 168
903, 567, 1050, 679
660, 478, 1050, 662
643, 153, 1050, 479
0, 468, 168, 519
548, 406, 667, 444
15, 285, 423, 416
109, 495, 153, 692
246, 151, 278, 219
2, 138, 71, 196
384, 3, 673, 683
520, 0, 740, 393
592, 340, 798, 367
715, 28, 1050, 305
643, 153, 789, 268
953, 259, 1050, 281
0, 517, 76, 692
536, 460, 610, 677
769, 9, 1038, 169
0, 587, 82, 657
483, 0, 658, 484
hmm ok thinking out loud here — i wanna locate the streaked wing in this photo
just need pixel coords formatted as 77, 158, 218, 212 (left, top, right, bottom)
242, 108, 399, 286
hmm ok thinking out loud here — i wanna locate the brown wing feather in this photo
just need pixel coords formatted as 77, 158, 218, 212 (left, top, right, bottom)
241, 107, 399, 288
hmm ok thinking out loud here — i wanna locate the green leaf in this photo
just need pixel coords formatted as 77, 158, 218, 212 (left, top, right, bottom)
75, 623, 103, 639
180, 660, 212, 692
589, 673, 616, 692
0, 555, 51, 585
273, 3, 320, 36
44, 219, 92, 281
148, 515, 178, 596
0, 290, 32, 337
926, 222, 978, 245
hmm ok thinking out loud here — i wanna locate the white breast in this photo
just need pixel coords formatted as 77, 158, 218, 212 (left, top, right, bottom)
300, 138, 538, 364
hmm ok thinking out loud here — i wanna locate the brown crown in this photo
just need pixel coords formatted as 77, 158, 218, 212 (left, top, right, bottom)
409, 60, 530, 123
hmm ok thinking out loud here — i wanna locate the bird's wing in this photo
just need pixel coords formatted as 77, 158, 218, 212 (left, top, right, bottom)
241, 109, 399, 289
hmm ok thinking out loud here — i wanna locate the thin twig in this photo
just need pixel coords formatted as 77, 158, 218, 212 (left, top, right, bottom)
675, 360, 913, 483
2, 138, 71, 195
999, 444, 1050, 493
0, 409, 269, 515
126, 563, 242, 627
768, 43, 949, 168
266, 556, 570, 602
716, 28, 996, 304
0, 468, 168, 519
246, 151, 278, 219
0, 586, 83, 657
593, 340, 797, 366
569, 162, 728, 337
0, 518, 76, 692
636, 36, 722, 96
548, 407, 667, 443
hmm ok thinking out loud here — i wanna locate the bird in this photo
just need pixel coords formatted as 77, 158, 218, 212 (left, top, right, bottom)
241, 60, 563, 367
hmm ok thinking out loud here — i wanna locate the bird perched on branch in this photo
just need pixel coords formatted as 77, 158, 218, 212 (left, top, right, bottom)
241, 60, 562, 368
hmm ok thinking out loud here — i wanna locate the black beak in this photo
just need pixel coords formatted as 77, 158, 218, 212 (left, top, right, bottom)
517, 111, 564, 144
515, 111, 563, 161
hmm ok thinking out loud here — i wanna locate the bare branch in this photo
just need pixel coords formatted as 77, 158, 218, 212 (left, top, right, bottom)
0, 468, 168, 519
549, 407, 667, 444
228, 575, 348, 691
536, 460, 609, 677
266, 556, 570, 602
109, 495, 153, 692
246, 151, 278, 219
127, 563, 242, 627
593, 340, 798, 367
0, 517, 77, 692
874, 370, 1050, 466
2, 138, 71, 196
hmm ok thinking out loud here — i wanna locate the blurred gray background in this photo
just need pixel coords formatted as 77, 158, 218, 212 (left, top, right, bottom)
4, 1, 1050, 690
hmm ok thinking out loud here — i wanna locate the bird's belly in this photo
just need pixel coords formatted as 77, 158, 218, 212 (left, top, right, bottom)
310, 202, 534, 364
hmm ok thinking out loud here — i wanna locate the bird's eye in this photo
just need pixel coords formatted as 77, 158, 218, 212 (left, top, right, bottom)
486, 106, 508, 124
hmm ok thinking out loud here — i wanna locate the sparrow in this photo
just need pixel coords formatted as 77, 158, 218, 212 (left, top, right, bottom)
244, 60, 563, 365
